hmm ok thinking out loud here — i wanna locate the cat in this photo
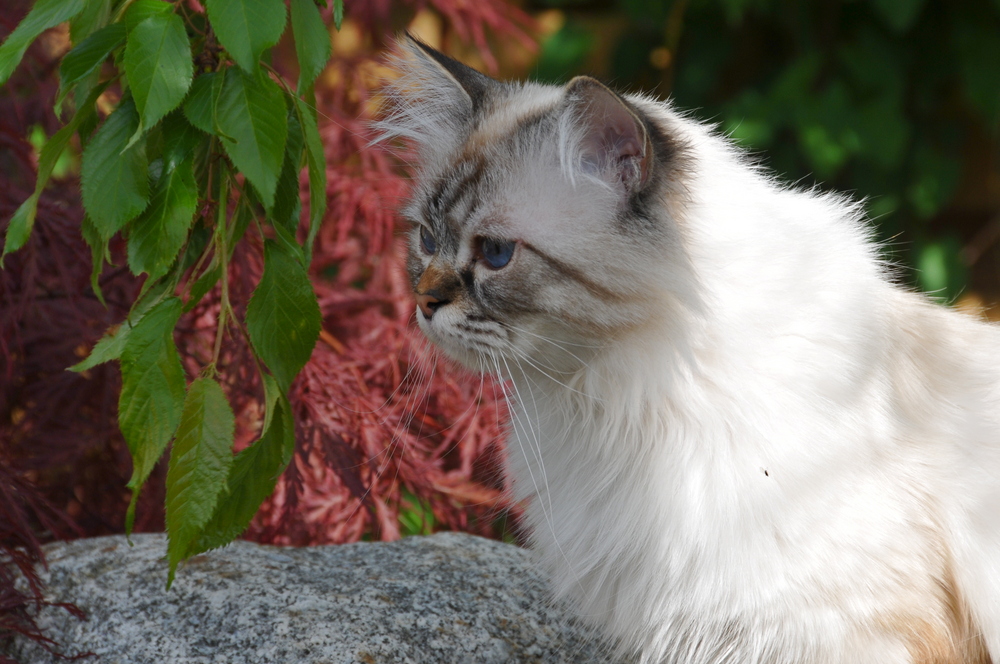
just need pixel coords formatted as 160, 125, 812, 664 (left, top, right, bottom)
377, 36, 1000, 664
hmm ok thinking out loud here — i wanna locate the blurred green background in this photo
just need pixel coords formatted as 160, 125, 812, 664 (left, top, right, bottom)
516, 0, 1000, 310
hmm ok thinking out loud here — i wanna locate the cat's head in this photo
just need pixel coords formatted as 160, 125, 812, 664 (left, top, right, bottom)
378, 37, 694, 374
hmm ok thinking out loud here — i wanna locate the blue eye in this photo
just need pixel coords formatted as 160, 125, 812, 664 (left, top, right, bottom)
480, 238, 515, 269
420, 226, 436, 254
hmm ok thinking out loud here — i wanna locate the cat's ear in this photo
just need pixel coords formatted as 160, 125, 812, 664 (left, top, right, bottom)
404, 35, 494, 115
375, 35, 498, 157
562, 76, 652, 196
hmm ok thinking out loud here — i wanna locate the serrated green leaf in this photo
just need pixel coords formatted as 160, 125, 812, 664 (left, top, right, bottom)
125, 13, 193, 140
3, 82, 107, 265
246, 240, 320, 392
205, 0, 286, 74
166, 377, 235, 585
186, 388, 294, 556
58, 23, 126, 110
182, 72, 220, 135
70, 0, 111, 43
290, 0, 330, 92
120, 297, 186, 534
71, 280, 172, 371
216, 68, 287, 208
123, 0, 173, 33
82, 97, 150, 240
0, 0, 86, 85
294, 95, 326, 257
80, 215, 109, 306
269, 105, 304, 229
333, 0, 344, 30
127, 157, 198, 280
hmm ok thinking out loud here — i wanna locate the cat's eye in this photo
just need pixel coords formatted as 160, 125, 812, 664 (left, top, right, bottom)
419, 226, 437, 255
479, 238, 516, 269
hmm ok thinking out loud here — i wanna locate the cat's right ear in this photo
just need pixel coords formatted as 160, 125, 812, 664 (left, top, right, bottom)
375, 35, 497, 158
560, 76, 653, 198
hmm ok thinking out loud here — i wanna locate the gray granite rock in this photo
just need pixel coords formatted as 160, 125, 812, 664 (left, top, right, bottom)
3, 532, 629, 664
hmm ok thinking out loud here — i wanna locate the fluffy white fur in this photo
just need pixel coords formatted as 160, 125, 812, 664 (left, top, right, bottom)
381, 39, 1000, 664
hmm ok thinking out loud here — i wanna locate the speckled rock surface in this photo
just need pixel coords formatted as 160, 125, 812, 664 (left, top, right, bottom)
3, 532, 629, 664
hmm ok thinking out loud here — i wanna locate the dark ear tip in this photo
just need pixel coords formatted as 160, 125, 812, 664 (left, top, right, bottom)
566, 76, 613, 97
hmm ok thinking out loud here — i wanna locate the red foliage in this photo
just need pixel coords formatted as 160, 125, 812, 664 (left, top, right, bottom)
1, 0, 532, 654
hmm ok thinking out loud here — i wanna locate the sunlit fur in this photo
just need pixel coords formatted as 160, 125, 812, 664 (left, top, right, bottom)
379, 37, 1000, 664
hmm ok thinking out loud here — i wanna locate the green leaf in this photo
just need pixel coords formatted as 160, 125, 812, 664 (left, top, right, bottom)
182, 72, 221, 136
70, 281, 173, 371
205, 0, 286, 74
294, 94, 325, 257
166, 377, 235, 585
269, 104, 304, 230
124, 13, 194, 142
82, 97, 150, 240
123, 0, 173, 33
58, 23, 126, 110
216, 68, 287, 208
246, 240, 320, 392
332, 0, 344, 30
119, 297, 187, 534
186, 388, 295, 556
0, 0, 86, 85
80, 215, 109, 306
3, 82, 107, 265
869, 0, 926, 33
290, 0, 330, 92
70, 0, 111, 43
127, 157, 198, 280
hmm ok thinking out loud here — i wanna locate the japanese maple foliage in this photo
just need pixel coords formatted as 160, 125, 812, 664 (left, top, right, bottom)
1, 0, 532, 655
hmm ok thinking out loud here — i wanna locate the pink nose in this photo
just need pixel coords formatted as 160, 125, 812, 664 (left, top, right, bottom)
416, 292, 446, 319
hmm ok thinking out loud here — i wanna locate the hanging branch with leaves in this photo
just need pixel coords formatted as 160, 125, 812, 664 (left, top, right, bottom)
0, 0, 343, 585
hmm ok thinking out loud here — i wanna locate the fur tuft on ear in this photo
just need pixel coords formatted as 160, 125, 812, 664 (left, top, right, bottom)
559, 76, 652, 197
374, 35, 498, 160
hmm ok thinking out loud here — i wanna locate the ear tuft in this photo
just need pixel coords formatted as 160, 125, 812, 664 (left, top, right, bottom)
406, 34, 494, 114
562, 76, 652, 196
373, 35, 498, 160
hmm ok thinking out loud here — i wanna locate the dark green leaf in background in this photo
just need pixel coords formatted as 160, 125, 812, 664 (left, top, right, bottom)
166, 377, 235, 585
205, 0, 287, 74
216, 68, 288, 208
246, 240, 320, 392
70, 0, 112, 43
290, 0, 331, 92
124, 12, 194, 139
183, 72, 223, 136
294, 95, 326, 255
57, 22, 126, 109
82, 98, 150, 240
119, 297, 187, 534
127, 156, 198, 280
80, 215, 109, 306
869, 0, 926, 33
0, 0, 86, 85
269, 105, 304, 230
186, 380, 294, 556
3, 82, 107, 265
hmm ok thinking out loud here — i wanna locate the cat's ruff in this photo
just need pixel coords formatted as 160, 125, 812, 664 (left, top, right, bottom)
379, 36, 1000, 664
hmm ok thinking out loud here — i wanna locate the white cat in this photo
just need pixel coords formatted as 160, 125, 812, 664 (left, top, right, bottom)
379, 36, 1000, 664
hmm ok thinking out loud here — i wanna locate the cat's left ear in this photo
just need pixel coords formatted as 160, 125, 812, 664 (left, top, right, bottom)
563, 77, 652, 196
376, 35, 498, 159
